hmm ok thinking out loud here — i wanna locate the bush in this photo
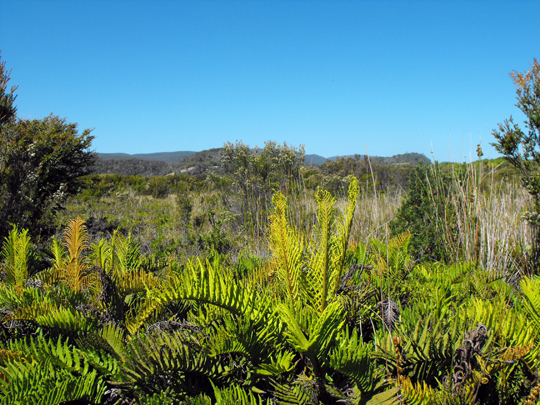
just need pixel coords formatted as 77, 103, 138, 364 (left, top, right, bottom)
0, 55, 96, 241
492, 58, 540, 273
390, 163, 456, 263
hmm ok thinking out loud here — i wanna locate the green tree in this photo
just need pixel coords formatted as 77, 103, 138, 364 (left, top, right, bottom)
0, 54, 96, 241
0, 52, 17, 127
216, 140, 305, 238
492, 58, 540, 272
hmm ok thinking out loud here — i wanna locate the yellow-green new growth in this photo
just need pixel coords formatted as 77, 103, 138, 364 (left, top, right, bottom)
269, 175, 359, 313
1, 227, 31, 294
268, 191, 303, 306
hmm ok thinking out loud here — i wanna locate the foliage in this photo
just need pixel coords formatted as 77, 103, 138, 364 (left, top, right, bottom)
0, 177, 539, 403
93, 157, 175, 177
1, 53, 540, 404
0, 51, 17, 128
212, 141, 306, 240
315, 154, 422, 193
390, 163, 457, 263
1, 227, 32, 294
0, 55, 96, 241
492, 58, 540, 273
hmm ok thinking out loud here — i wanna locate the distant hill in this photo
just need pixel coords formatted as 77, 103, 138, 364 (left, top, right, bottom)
376, 152, 431, 166
324, 152, 431, 166
92, 149, 225, 177
92, 148, 431, 177
304, 154, 327, 165
92, 158, 174, 177
98, 151, 196, 164
172, 148, 224, 176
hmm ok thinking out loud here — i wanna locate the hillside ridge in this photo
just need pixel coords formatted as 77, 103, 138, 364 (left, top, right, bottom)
94, 149, 432, 177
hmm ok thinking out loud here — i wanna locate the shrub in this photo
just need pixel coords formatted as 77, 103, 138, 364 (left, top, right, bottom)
390, 163, 456, 263
492, 58, 540, 273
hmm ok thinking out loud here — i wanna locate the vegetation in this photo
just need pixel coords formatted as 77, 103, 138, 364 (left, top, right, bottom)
492, 58, 540, 272
0, 53, 96, 242
2, 54, 540, 404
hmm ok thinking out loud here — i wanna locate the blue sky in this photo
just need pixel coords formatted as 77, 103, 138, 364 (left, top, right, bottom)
1, 0, 539, 161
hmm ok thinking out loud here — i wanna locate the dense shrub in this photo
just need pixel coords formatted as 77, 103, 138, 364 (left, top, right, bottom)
0, 54, 96, 241
390, 163, 457, 263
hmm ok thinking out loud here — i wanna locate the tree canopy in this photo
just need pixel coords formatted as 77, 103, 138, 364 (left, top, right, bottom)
0, 53, 96, 241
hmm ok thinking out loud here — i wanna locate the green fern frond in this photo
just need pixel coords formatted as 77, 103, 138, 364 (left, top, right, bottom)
9, 303, 97, 334
277, 299, 344, 368
212, 380, 267, 405
99, 323, 127, 359
0, 359, 106, 405
118, 329, 217, 386
4, 334, 119, 377
0, 282, 43, 310
307, 300, 345, 363
276, 303, 310, 353
522, 276, 540, 334
115, 268, 159, 296
330, 328, 376, 393
208, 312, 282, 368
133, 258, 269, 332
113, 231, 142, 274
271, 377, 319, 405
376, 310, 460, 383
91, 238, 111, 270
253, 350, 295, 376
50, 235, 65, 269
466, 297, 536, 350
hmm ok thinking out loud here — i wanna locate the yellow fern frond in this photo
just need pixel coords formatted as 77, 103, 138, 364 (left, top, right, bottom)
269, 192, 303, 306
330, 176, 359, 298
64, 217, 89, 263
59, 218, 99, 294
308, 187, 337, 312
1, 227, 31, 294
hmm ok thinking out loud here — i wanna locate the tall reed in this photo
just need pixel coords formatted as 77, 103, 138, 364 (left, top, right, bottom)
424, 160, 530, 273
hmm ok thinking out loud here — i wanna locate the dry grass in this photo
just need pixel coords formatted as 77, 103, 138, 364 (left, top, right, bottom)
61, 164, 533, 274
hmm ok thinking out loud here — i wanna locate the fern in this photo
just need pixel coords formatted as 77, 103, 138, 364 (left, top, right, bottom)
329, 327, 376, 394
376, 309, 460, 384
133, 258, 270, 332
8, 302, 98, 334
308, 187, 338, 313
521, 276, 540, 334
115, 329, 221, 398
1, 226, 32, 294
212, 381, 267, 405
0, 359, 106, 405
3, 333, 118, 377
208, 312, 285, 371
268, 191, 304, 307
271, 377, 319, 405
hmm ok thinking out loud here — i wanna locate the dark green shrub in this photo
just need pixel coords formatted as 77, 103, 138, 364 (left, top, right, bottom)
390, 164, 457, 263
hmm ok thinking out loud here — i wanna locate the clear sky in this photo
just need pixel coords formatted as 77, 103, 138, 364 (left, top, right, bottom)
1, 0, 539, 161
